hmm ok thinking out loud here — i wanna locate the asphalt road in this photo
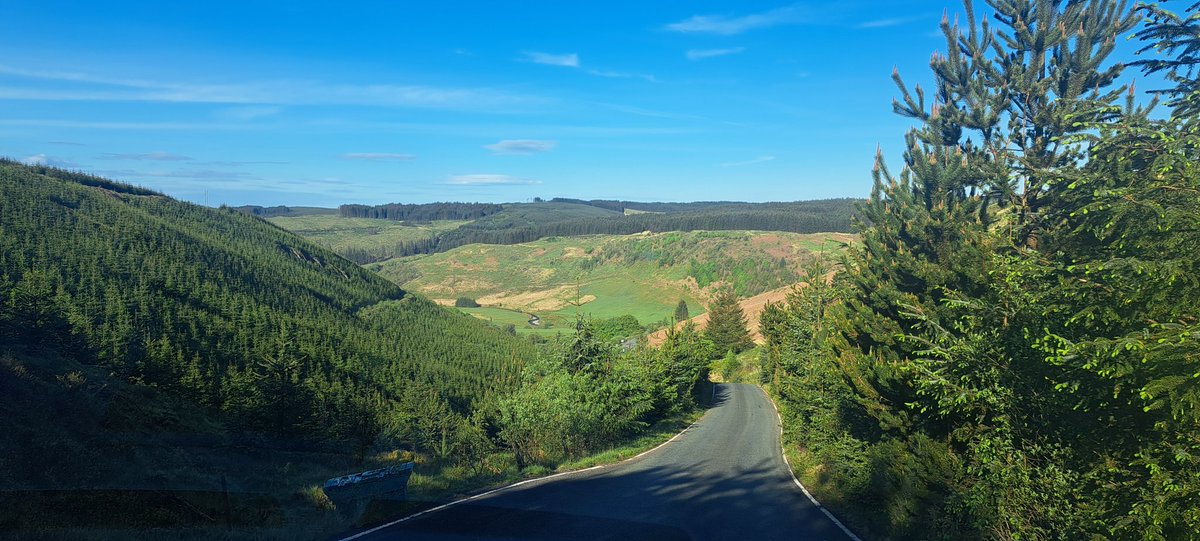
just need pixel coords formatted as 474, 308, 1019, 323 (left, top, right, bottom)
348, 383, 857, 541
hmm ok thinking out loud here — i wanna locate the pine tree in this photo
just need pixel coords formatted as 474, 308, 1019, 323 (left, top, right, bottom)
781, 0, 1147, 536
1134, 1, 1200, 116
673, 299, 689, 322
703, 288, 751, 356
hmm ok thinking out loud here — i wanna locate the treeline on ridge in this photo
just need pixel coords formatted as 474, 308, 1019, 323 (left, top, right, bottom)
337, 199, 857, 264
547, 198, 744, 213
338, 202, 504, 221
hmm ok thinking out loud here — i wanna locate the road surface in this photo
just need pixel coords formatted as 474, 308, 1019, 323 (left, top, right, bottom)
347, 383, 857, 541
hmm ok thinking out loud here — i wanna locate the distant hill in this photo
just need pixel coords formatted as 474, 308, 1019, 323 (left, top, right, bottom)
232, 204, 336, 217
274, 198, 859, 263
0, 160, 529, 504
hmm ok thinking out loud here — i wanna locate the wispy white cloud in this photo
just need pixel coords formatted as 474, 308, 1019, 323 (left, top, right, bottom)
665, 6, 809, 35
301, 118, 702, 137
0, 118, 252, 131
520, 51, 580, 68
585, 69, 657, 82
200, 160, 289, 166
858, 15, 928, 29
686, 47, 747, 60
445, 174, 540, 186
720, 155, 776, 167
600, 103, 712, 122
99, 151, 193, 161
0, 64, 540, 111
47, 140, 86, 146
99, 168, 262, 183
22, 154, 81, 168
484, 139, 557, 155
341, 152, 416, 161
217, 105, 283, 121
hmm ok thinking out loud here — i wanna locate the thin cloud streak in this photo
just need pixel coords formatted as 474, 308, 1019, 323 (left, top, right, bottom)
217, 105, 284, 121
0, 65, 541, 111
200, 160, 290, 166
858, 16, 928, 28
484, 139, 557, 155
586, 69, 657, 82
0, 118, 255, 131
99, 151, 193, 161
665, 6, 809, 35
521, 51, 580, 67
600, 103, 713, 122
22, 154, 81, 168
445, 174, 540, 186
686, 47, 747, 60
97, 168, 263, 183
341, 152, 417, 161
720, 155, 776, 167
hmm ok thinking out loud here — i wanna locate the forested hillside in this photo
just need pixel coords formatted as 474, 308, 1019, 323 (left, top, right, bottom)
0, 160, 715, 538
762, 3, 1200, 540
0, 159, 530, 481
302, 198, 857, 263
339, 202, 503, 221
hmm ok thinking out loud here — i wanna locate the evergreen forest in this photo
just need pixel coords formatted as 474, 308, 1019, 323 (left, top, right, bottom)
0, 161, 714, 537
759, 2, 1200, 539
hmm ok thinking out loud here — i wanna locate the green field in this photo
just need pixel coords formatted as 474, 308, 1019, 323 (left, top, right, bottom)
459, 306, 571, 337
268, 215, 469, 260
373, 231, 851, 329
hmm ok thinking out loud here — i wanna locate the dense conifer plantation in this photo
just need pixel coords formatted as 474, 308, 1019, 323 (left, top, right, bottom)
334, 199, 858, 263
0, 160, 531, 472
763, 1, 1199, 539
0, 161, 713, 537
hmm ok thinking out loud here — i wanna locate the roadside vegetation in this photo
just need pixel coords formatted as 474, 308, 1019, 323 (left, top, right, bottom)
759, 2, 1200, 539
0, 162, 719, 539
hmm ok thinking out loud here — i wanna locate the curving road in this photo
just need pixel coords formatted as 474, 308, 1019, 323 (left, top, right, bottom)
345, 383, 857, 541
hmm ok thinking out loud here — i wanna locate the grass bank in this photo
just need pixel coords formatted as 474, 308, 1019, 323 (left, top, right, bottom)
2, 409, 705, 541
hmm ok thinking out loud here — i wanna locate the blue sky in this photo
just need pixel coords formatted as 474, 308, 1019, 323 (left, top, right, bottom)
0, 1, 1154, 206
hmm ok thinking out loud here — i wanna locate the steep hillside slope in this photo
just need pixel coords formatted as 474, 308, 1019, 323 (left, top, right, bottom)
0, 160, 531, 521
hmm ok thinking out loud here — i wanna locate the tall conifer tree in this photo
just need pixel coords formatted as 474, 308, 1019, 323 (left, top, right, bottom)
704, 288, 752, 355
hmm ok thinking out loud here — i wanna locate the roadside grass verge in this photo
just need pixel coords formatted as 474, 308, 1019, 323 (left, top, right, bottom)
355, 409, 704, 529
1, 410, 705, 541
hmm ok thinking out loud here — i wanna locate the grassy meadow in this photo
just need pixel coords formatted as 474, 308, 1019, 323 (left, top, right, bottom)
372, 230, 851, 331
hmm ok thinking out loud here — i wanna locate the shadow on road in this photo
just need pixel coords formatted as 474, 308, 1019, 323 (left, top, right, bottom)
389, 458, 841, 540
363, 384, 855, 541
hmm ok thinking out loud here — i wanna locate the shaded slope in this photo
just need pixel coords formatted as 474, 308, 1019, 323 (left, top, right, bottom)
0, 160, 531, 492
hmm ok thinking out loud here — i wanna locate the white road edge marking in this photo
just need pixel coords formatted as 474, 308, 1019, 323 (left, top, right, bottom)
762, 386, 864, 541
336, 410, 704, 541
